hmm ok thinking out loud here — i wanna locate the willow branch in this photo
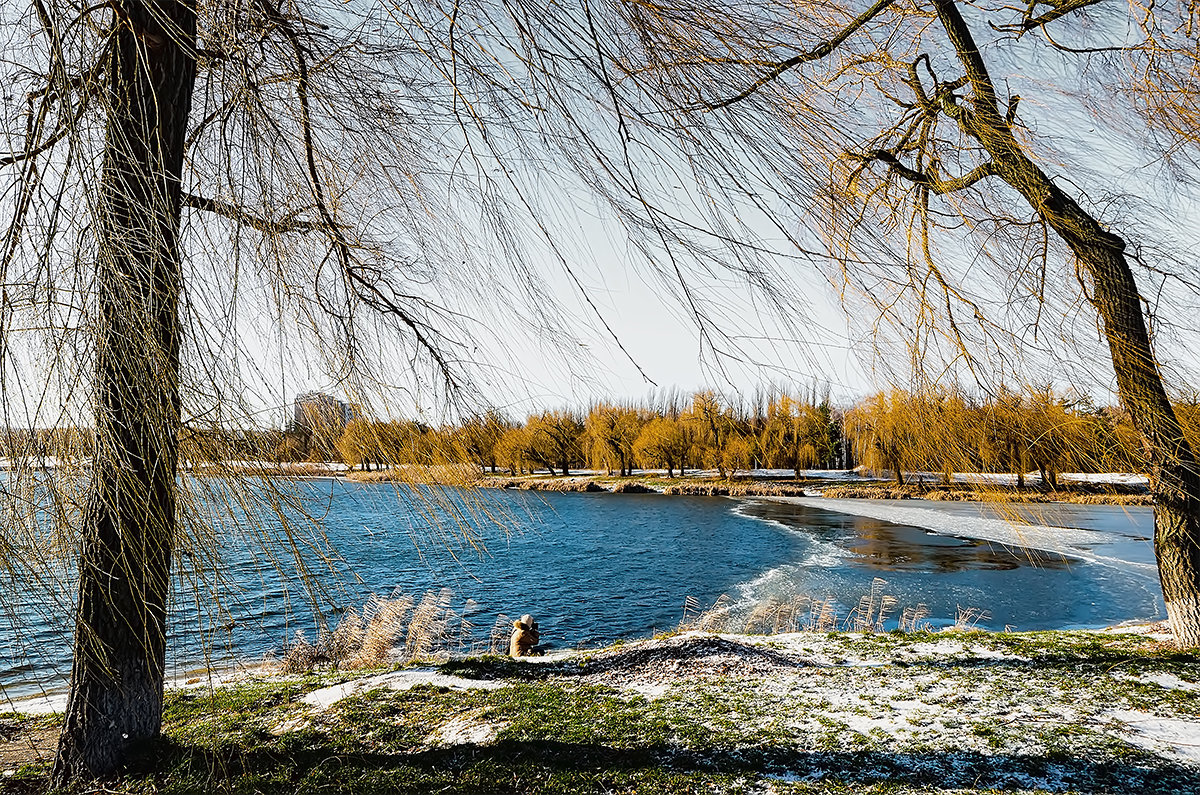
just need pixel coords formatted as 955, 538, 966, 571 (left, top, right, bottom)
991, 0, 1106, 33
704, 0, 897, 110
181, 193, 333, 234
865, 150, 999, 194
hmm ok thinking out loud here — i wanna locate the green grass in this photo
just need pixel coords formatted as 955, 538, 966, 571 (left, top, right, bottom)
7, 629, 1200, 794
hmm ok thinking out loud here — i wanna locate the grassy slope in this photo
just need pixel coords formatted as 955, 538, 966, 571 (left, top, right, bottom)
4, 629, 1199, 794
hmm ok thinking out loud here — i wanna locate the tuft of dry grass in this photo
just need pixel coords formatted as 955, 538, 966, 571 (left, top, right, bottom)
275, 589, 484, 673
681, 578, 973, 636
953, 605, 991, 630
488, 613, 513, 654
848, 578, 898, 632
898, 603, 932, 632
679, 594, 732, 632
351, 596, 414, 667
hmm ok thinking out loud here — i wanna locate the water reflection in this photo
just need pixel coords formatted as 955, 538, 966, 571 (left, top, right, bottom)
845, 517, 1070, 572
734, 499, 1161, 636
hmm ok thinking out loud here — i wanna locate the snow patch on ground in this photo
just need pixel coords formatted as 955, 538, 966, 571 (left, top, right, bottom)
1106, 710, 1200, 762
425, 711, 508, 747
896, 471, 1148, 487
302, 669, 508, 710
1097, 620, 1175, 642
3, 694, 66, 715
626, 682, 670, 699
1060, 472, 1150, 486
1115, 671, 1200, 691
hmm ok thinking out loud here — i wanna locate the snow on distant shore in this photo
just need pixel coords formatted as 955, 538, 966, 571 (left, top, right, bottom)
943, 471, 1150, 487
770, 495, 1149, 569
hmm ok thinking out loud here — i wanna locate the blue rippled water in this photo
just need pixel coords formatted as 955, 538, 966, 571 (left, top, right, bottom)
0, 479, 1162, 703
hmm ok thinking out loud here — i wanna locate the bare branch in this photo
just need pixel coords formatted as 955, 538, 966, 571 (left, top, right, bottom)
703, 0, 897, 110
863, 150, 1000, 195
931, 0, 1005, 119
990, 0, 1106, 34
181, 193, 334, 234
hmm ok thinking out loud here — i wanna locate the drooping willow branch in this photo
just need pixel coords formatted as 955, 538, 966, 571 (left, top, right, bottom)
702, 0, 897, 110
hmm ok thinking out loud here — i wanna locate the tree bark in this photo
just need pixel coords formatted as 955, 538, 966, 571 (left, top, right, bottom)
52, 0, 195, 783
932, 0, 1200, 645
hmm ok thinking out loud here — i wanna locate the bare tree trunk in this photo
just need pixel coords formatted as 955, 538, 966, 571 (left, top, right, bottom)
932, 0, 1200, 645
52, 0, 195, 783
1073, 239, 1200, 644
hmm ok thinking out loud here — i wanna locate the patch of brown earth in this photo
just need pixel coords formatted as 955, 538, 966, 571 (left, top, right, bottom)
0, 718, 56, 771
566, 635, 812, 690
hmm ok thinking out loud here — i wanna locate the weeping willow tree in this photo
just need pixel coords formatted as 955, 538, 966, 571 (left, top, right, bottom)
477, 1, 1200, 644
0, 0, 625, 782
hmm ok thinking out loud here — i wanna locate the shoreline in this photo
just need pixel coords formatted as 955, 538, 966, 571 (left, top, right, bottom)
345, 469, 1155, 505
4, 474, 1158, 719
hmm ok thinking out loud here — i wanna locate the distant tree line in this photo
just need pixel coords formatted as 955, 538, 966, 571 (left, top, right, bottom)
313, 388, 849, 477
847, 386, 1200, 486
19, 386, 1200, 485
319, 386, 1200, 484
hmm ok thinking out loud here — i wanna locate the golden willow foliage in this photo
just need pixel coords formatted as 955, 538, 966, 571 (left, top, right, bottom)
312, 385, 1173, 485
307, 389, 847, 477
845, 386, 1153, 485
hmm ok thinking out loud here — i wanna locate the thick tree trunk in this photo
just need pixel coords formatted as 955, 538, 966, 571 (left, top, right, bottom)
1074, 241, 1200, 646
931, 0, 1200, 646
1020, 192, 1200, 645
52, 0, 195, 783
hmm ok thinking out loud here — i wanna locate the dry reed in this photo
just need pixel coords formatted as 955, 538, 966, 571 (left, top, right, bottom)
681, 578, 976, 637
277, 589, 488, 672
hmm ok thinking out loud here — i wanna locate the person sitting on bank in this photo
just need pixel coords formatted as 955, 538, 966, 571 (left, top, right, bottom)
509, 614, 540, 657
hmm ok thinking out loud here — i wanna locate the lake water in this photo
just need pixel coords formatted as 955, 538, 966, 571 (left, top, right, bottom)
1, 480, 1162, 703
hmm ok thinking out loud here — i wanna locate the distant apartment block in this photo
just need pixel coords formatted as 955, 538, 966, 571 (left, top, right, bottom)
292, 392, 355, 435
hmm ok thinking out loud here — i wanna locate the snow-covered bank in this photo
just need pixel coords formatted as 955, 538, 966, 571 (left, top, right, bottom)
7, 629, 1198, 793
259, 629, 1200, 785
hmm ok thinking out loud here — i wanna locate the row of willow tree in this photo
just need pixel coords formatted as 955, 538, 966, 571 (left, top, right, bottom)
265, 385, 1200, 485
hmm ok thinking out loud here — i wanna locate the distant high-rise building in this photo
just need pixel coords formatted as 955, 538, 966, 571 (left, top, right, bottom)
292, 392, 351, 436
